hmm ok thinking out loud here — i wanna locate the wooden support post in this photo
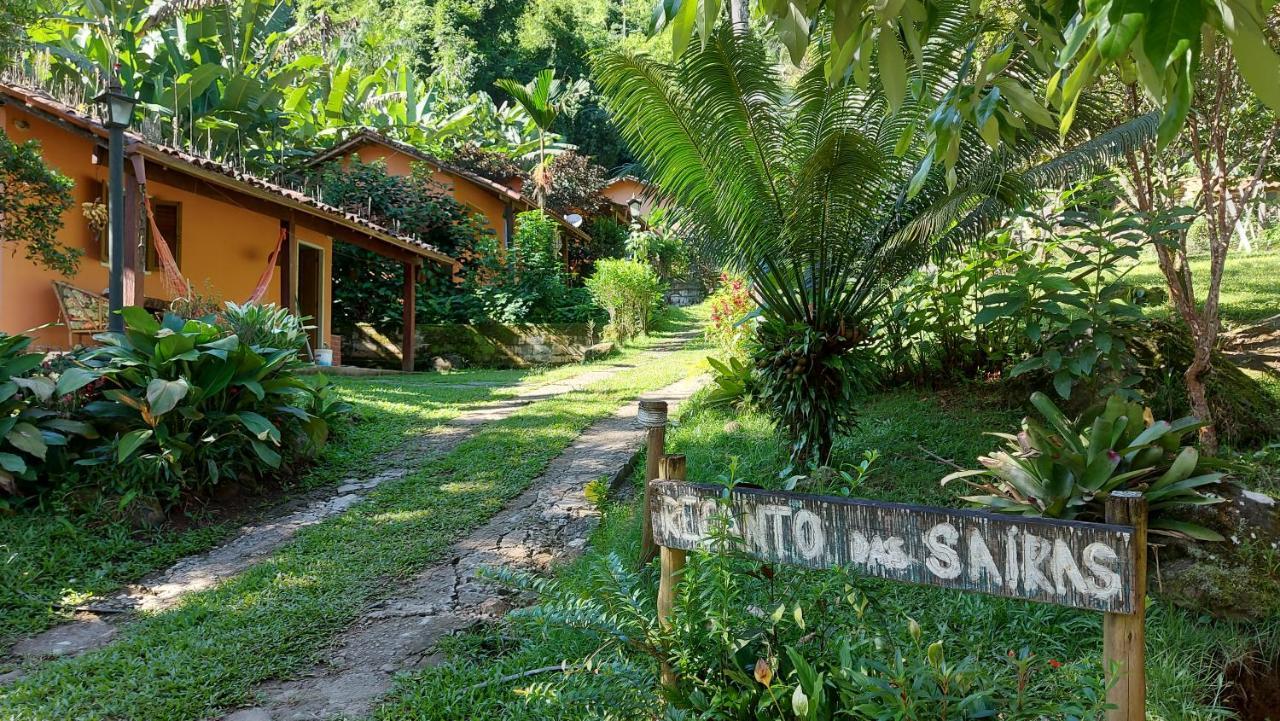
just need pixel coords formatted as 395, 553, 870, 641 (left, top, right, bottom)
121, 169, 144, 307
1104, 491, 1148, 721
656, 454, 687, 689
279, 219, 294, 311
401, 261, 416, 372
638, 400, 669, 566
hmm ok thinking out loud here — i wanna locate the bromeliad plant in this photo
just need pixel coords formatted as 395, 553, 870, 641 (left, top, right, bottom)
943, 392, 1225, 540
80, 308, 339, 504
595, 6, 1158, 464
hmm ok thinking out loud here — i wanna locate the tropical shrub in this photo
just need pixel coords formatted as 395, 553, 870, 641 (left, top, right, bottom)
78, 308, 342, 505
493, 523, 1107, 719
585, 259, 664, 343
703, 355, 755, 410
0, 129, 79, 275
464, 210, 601, 324
0, 331, 99, 509
219, 302, 312, 352
705, 273, 754, 358
975, 191, 1149, 401
753, 319, 873, 465
596, 19, 1156, 463
943, 392, 1225, 540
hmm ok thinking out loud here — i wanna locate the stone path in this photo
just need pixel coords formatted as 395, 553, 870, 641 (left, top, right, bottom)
222, 373, 706, 721
3, 333, 695, 668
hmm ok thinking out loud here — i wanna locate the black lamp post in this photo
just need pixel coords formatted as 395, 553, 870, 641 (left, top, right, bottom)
93, 81, 138, 332
627, 197, 643, 233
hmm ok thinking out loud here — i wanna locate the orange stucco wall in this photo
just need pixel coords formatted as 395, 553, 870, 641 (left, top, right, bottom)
602, 178, 658, 219
0, 104, 329, 350
348, 144, 511, 245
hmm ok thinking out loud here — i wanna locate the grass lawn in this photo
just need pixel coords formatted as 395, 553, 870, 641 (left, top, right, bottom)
0, 311, 708, 720
375, 387, 1280, 721
0, 306, 706, 654
1127, 249, 1280, 328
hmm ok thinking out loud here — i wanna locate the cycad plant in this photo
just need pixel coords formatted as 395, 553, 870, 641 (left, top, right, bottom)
595, 10, 1156, 463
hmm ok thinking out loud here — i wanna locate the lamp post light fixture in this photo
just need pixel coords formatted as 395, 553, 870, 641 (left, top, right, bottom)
93, 80, 138, 332
627, 197, 642, 219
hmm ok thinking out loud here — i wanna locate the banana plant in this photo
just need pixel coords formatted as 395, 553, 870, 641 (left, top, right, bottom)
942, 392, 1226, 540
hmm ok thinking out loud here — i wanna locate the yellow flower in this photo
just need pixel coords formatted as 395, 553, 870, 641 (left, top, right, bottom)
753, 658, 773, 686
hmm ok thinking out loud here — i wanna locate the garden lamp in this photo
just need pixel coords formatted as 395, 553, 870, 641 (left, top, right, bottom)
628, 197, 642, 219
93, 80, 138, 332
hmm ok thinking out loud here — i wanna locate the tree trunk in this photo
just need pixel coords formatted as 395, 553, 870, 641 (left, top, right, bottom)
729, 0, 748, 34
1184, 337, 1217, 454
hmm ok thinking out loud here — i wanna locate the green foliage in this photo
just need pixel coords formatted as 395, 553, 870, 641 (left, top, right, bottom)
583, 216, 628, 265
705, 273, 754, 358
78, 308, 343, 505
976, 194, 1150, 401
597, 20, 1154, 463
944, 392, 1225, 540
869, 183, 1157, 401
490, 534, 1107, 720
313, 157, 489, 331
653, 1, 1280, 161
585, 258, 664, 343
0, 331, 99, 509
704, 355, 755, 410
753, 319, 872, 465
459, 210, 600, 324
0, 129, 79, 275
219, 302, 312, 353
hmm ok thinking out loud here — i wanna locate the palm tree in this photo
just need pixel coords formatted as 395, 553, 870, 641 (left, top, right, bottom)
594, 9, 1156, 463
496, 69, 561, 206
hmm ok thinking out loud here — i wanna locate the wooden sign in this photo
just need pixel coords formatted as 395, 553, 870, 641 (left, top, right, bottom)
649, 480, 1139, 613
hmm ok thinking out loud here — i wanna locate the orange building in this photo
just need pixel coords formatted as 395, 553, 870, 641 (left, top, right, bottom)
0, 82, 454, 369
601, 175, 659, 223
305, 129, 591, 248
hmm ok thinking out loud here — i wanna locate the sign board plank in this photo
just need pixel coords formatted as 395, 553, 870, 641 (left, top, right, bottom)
650, 481, 1138, 613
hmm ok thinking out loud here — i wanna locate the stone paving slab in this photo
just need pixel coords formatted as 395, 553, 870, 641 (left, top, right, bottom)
2, 338, 693, 669
222, 373, 706, 721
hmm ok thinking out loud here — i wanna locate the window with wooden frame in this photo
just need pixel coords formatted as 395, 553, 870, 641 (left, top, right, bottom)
94, 191, 181, 271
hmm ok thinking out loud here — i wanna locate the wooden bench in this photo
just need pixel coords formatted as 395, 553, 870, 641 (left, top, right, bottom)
51, 281, 108, 347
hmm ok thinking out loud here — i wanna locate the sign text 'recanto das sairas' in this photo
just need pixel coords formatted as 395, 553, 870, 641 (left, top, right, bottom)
650, 481, 1139, 613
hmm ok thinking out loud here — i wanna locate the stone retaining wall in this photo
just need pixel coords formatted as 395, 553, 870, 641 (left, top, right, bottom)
665, 279, 705, 307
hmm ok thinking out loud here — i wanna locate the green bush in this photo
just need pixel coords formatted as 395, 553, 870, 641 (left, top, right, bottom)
0, 331, 99, 509
493, 526, 1107, 719
458, 210, 602, 325
0, 129, 80, 275
943, 392, 1225, 540
69, 307, 349, 506
219, 301, 313, 352
585, 258, 664, 342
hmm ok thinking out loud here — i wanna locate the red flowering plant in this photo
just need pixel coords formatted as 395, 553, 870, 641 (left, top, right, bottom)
705, 273, 755, 359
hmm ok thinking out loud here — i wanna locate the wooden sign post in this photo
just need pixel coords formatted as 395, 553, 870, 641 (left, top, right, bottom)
654, 455, 686, 689
637, 400, 668, 566
650, 478, 1148, 716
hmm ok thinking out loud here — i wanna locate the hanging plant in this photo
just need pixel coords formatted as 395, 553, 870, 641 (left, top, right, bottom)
81, 201, 107, 233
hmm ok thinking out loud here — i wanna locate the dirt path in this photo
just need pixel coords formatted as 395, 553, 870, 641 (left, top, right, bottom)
3, 338, 693, 668
221, 373, 706, 721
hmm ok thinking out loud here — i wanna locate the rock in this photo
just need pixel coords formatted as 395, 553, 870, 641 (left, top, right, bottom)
724, 421, 742, 434
1157, 484, 1280, 620
11, 616, 117, 659
432, 354, 466, 372
583, 342, 615, 361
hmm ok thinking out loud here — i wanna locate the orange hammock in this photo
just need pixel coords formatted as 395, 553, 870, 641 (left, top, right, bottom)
129, 155, 287, 305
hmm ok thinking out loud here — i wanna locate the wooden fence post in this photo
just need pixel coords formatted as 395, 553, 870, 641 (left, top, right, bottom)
637, 400, 668, 566
1104, 491, 1148, 721
656, 454, 687, 689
